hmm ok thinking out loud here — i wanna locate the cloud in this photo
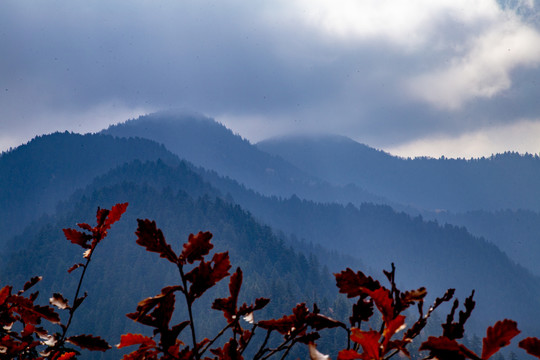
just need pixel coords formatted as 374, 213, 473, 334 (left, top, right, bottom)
408, 17, 540, 109
1, 0, 540, 157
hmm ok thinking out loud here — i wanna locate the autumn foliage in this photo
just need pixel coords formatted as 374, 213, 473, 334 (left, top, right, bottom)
2, 203, 540, 359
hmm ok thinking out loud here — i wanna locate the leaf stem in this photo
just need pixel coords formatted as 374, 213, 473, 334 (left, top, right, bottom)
177, 263, 199, 360
60, 251, 92, 342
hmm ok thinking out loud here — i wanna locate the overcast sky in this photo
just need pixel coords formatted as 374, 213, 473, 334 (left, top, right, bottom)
1, 0, 540, 158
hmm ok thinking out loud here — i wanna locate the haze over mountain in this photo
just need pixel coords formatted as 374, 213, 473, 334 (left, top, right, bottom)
102, 111, 387, 206
0, 132, 178, 242
258, 134, 540, 213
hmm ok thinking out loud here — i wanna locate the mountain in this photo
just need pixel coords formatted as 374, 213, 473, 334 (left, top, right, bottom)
429, 208, 540, 276
0, 132, 178, 243
102, 111, 386, 206
191, 161, 540, 335
3, 120, 540, 357
257, 134, 540, 212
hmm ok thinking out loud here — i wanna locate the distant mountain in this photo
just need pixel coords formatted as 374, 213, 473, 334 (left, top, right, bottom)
257, 134, 540, 212
102, 111, 386, 206
194, 161, 540, 334
0, 132, 178, 243
429, 208, 540, 276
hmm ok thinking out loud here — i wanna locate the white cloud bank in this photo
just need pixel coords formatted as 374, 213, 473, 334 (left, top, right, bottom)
286, 0, 540, 110
386, 118, 540, 159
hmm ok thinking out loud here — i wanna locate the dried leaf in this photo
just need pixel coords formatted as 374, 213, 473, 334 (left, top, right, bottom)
67, 263, 85, 273
72, 292, 87, 311
49, 293, 70, 310
309, 342, 331, 360
22, 276, 42, 293
401, 287, 427, 306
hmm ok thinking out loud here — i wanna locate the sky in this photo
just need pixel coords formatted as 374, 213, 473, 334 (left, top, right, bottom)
1, 0, 540, 158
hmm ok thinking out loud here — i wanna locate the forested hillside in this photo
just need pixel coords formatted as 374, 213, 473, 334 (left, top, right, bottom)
1, 180, 341, 359
0, 132, 178, 242
429, 209, 540, 276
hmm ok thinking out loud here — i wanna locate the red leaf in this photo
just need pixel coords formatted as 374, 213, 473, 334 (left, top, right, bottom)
519, 337, 540, 358
135, 219, 177, 263
104, 202, 128, 229
420, 336, 480, 360
57, 353, 77, 360
382, 315, 406, 351
180, 231, 214, 264
21, 323, 35, 337
338, 349, 364, 360
335, 268, 380, 298
96, 207, 110, 227
0, 285, 11, 305
63, 228, 92, 249
117, 333, 156, 349
365, 287, 394, 323
77, 223, 93, 231
211, 252, 232, 283
308, 313, 346, 331
128, 286, 182, 327
258, 315, 296, 335
185, 252, 231, 303
212, 268, 242, 323
481, 319, 520, 359
10, 296, 61, 324
350, 329, 381, 360
67, 334, 111, 351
